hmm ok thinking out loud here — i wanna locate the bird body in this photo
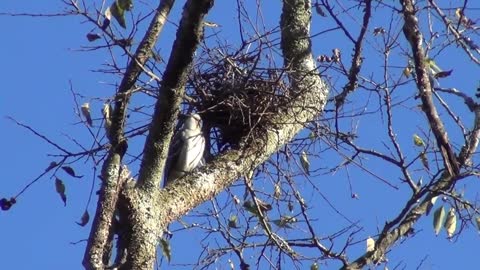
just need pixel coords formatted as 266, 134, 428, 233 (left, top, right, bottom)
164, 114, 205, 186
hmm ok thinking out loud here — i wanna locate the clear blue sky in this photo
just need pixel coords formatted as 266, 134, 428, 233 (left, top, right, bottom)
1, 1, 479, 269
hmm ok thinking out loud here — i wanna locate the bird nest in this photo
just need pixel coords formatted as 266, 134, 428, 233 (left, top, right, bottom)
189, 53, 291, 151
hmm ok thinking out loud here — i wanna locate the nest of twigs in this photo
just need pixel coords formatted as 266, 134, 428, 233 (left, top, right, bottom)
189, 52, 291, 151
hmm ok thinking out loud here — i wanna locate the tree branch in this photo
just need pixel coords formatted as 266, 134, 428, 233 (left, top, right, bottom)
400, 0, 459, 176
83, 1, 175, 269
119, 0, 215, 268
338, 2, 469, 268
121, 0, 328, 268
136, 0, 212, 190
333, 0, 372, 108
342, 172, 458, 269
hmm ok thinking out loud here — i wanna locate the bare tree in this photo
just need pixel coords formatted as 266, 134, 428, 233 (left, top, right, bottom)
3, 0, 480, 269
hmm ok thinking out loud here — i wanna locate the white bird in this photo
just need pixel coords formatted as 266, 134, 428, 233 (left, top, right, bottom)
164, 113, 205, 186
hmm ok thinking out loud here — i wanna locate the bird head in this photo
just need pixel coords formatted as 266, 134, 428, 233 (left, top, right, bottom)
184, 113, 202, 130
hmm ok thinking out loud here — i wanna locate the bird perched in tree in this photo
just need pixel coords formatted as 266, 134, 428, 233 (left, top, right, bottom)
164, 113, 205, 186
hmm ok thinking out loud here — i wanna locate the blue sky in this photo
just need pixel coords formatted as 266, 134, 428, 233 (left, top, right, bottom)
1, 1, 479, 269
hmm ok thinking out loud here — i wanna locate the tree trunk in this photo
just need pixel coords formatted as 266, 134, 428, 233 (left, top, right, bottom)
83, 0, 328, 269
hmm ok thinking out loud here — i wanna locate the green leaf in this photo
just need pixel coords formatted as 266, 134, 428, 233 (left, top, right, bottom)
86, 33, 101, 42
228, 215, 239, 228
413, 134, 425, 147
228, 259, 235, 270
117, 0, 133, 11
426, 196, 438, 216
81, 102, 93, 127
417, 177, 423, 187
243, 199, 272, 216
160, 238, 171, 262
243, 200, 258, 216
434, 69, 453, 79
314, 2, 326, 17
444, 208, 457, 238
272, 216, 297, 229
425, 58, 442, 73
45, 161, 57, 172
300, 151, 310, 175
420, 152, 429, 171
102, 103, 113, 139
76, 210, 90, 227
105, 1, 126, 28
273, 182, 281, 200
288, 201, 294, 212
115, 38, 133, 48
433, 206, 446, 235
55, 178, 67, 206
203, 21, 219, 27
0, 197, 16, 211
366, 237, 375, 252
232, 195, 240, 205
373, 27, 386, 36
62, 166, 83, 178
403, 66, 412, 78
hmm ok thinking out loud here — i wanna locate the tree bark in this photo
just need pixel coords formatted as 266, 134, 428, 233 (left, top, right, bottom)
83, 1, 175, 269
85, 0, 328, 269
